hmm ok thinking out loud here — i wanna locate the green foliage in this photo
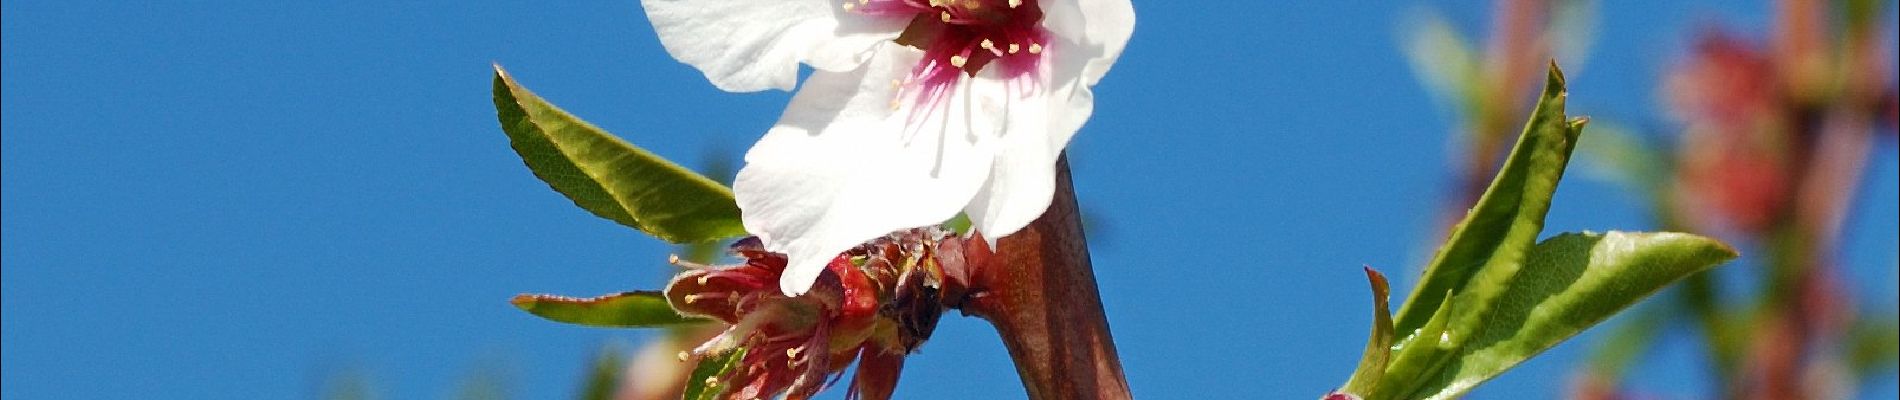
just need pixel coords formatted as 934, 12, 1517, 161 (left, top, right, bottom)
682, 348, 746, 400
491, 65, 746, 244
1580, 305, 1664, 382
1848, 317, 1900, 381
1399, 10, 1480, 113
1337, 64, 1738, 400
1340, 268, 1397, 395
1390, 62, 1583, 336
320, 367, 380, 400
511, 291, 706, 328
942, 213, 973, 235
1402, 232, 1736, 398
454, 361, 514, 400
578, 344, 628, 400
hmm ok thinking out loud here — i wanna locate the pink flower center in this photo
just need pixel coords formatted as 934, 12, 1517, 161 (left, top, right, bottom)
846, 0, 1049, 108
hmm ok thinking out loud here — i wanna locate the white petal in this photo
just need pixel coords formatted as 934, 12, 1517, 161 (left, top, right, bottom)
1034, 36, 1100, 153
1040, 0, 1136, 85
960, 2, 1123, 240
641, 0, 904, 92
961, 65, 1093, 242
736, 43, 998, 295
802, 7, 910, 72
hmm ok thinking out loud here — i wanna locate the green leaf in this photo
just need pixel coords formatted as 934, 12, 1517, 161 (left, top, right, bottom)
1580, 305, 1665, 384
511, 291, 706, 328
1339, 267, 1397, 395
1546, 0, 1599, 71
1344, 62, 1741, 400
1409, 231, 1737, 399
1392, 63, 1583, 337
453, 361, 512, 400
1847, 316, 1900, 381
319, 366, 379, 400
942, 213, 973, 235
1371, 290, 1459, 400
682, 347, 746, 400
577, 343, 628, 400
492, 65, 746, 243
1400, 9, 1479, 111
1573, 122, 1666, 193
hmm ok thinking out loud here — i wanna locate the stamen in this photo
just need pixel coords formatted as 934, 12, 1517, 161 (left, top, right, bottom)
684, 291, 742, 304
670, 254, 713, 270
879, 0, 1047, 127
980, 39, 1004, 56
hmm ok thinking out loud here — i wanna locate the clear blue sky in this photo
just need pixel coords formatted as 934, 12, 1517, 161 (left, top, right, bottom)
3, 1, 1894, 399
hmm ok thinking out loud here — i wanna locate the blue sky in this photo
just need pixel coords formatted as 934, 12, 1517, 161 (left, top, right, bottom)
3, 1, 1894, 399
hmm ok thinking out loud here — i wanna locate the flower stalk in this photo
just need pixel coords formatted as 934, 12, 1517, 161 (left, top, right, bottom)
956, 155, 1132, 399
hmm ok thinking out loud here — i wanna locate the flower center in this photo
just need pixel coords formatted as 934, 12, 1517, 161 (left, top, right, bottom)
846, 0, 1048, 107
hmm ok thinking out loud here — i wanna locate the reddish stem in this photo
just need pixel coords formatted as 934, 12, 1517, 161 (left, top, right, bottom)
960, 155, 1131, 399
1447, 0, 1550, 232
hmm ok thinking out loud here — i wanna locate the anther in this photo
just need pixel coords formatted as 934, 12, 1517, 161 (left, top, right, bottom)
1027, 43, 1043, 54
949, 55, 968, 68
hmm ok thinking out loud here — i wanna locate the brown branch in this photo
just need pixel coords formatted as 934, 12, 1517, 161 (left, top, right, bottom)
961, 154, 1131, 400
